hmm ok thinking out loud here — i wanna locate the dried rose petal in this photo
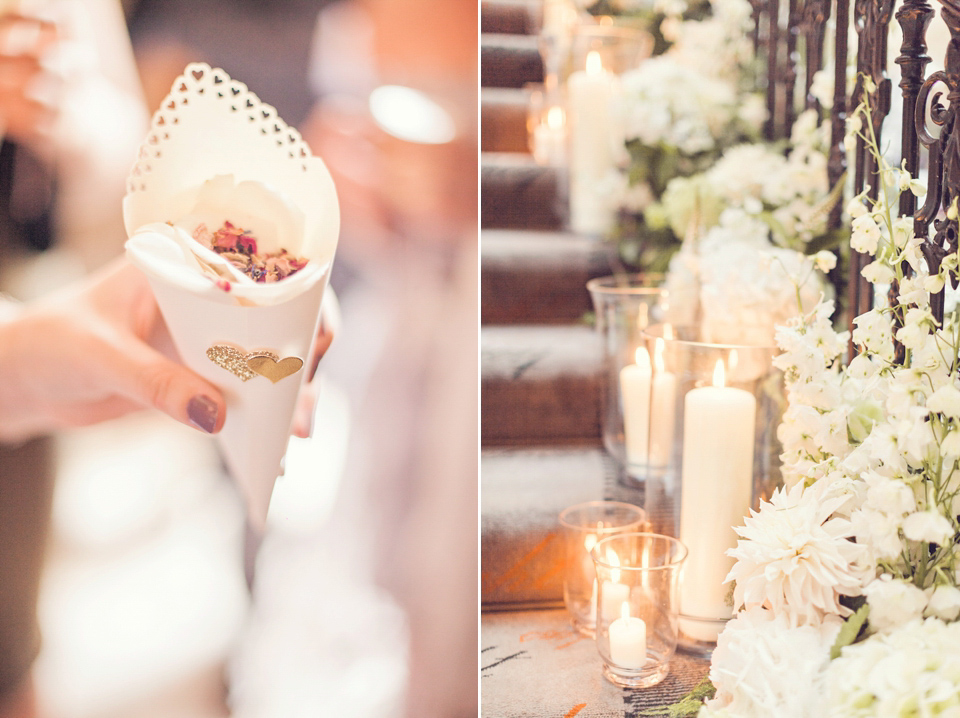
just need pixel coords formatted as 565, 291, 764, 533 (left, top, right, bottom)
197, 221, 307, 283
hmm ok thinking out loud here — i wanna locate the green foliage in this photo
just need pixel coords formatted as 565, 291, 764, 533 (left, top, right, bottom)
636, 676, 717, 717
829, 603, 870, 660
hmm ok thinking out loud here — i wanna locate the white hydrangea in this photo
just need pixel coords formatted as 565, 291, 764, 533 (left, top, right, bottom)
825, 618, 960, 717
701, 606, 840, 718
863, 575, 928, 634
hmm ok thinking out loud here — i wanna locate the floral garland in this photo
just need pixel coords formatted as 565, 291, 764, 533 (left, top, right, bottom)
697, 80, 960, 717
611, 0, 764, 269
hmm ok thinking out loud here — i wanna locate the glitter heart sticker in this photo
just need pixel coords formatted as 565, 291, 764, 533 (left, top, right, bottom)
207, 344, 258, 381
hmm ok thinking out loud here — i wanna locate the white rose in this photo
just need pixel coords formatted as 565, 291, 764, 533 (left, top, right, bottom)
902, 510, 955, 545
863, 575, 927, 633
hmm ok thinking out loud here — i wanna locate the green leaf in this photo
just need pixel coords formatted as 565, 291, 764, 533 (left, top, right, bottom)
830, 603, 870, 660
635, 676, 716, 717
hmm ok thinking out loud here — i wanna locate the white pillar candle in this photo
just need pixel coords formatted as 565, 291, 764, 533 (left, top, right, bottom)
620, 347, 652, 467
609, 602, 647, 669
620, 340, 676, 470
678, 359, 755, 642
567, 51, 619, 235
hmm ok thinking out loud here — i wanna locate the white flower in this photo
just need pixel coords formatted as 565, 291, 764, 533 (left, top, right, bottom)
726, 482, 867, 625
814, 250, 837, 272
704, 606, 839, 718
925, 585, 960, 621
825, 618, 960, 717
861, 260, 895, 284
850, 214, 883, 254
863, 575, 928, 633
902, 510, 955, 545
927, 384, 960, 418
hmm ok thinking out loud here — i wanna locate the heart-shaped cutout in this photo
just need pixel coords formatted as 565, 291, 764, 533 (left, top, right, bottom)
246, 354, 304, 384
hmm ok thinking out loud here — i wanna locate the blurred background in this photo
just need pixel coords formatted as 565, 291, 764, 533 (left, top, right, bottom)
0, 1, 477, 716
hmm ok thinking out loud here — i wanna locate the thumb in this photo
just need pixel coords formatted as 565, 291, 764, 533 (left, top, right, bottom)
102, 335, 226, 434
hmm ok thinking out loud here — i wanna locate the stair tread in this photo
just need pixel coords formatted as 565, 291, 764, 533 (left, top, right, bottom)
480, 0, 539, 35
481, 33, 544, 88
481, 87, 531, 154
481, 153, 565, 230
481, 446, 644, 607
481, 324, 599, 379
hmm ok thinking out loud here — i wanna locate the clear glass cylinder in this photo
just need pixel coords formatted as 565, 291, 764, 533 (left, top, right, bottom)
640, 323, 783, 652
565, 25, 651, 235
558, 500, 648, 637
587, 274, 676, 477
592, 532, 687, 688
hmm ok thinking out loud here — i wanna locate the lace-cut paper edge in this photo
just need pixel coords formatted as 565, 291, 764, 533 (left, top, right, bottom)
126, 62, 313, 195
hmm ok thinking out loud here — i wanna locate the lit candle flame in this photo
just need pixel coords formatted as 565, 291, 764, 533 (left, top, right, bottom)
547, 106, 565, 129
635, 347, 651, 371
586, 51, 603, 75
621, 601, 631, 621
584, 533, 597, 552
713, 359, 726, 388
607, 547, 621, 584
654, 338, 666, 373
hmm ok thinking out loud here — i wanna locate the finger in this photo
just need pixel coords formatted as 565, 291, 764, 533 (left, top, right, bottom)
290, 382, 318, 439
98, 334, 226, 434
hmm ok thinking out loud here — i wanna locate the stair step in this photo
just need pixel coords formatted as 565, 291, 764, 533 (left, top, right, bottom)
481, 0, 539, 35
481, 324, 601, 445
481, 87, 531, 154
481, 33, 544, 89
481, 229, 613, 325
481, 153, 565, 230
481, 446, 619, 607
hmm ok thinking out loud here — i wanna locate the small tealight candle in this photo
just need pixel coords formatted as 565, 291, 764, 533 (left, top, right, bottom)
609, 602, 647, 669
598, 548, 630, 621
532, 105, 566, 165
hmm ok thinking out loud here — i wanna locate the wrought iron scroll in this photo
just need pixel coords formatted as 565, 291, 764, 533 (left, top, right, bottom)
914, 0, 960, 325
849, 0, 895, 331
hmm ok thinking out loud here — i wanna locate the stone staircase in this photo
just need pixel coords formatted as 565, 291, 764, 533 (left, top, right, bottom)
480, 1, 641, 610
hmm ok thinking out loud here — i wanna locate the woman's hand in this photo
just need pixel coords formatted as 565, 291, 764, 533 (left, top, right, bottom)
0, 13, 60, 151
0, 258, 226, 443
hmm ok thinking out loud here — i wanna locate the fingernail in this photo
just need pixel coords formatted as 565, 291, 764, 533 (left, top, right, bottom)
187, 395, 219, 433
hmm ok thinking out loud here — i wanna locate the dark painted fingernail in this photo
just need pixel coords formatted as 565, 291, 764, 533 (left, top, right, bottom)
187, 395, 219, 433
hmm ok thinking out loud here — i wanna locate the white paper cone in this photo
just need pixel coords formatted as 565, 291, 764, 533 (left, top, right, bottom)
123, 63, 339, 529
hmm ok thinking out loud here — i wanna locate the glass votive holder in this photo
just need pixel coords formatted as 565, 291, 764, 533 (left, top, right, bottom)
592, 532, 687, 688
640, 323, 783, 653
527, 84, 567, 166
586, 274, 674, 479
559, 500, 647, 637
565, 25, 651, 235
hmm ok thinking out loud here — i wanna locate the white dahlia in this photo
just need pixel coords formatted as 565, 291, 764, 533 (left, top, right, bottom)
726, 481, 868, 626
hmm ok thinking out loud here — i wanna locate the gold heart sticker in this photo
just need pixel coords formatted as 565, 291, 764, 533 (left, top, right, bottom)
206, 344, 303, 383
246, 353, 304, 384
